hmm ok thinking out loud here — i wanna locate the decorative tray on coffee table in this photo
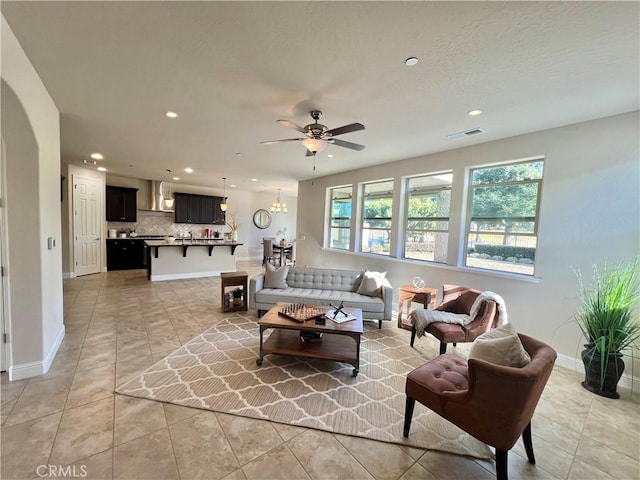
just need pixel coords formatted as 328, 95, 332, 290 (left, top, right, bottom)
278, 303, 325, 322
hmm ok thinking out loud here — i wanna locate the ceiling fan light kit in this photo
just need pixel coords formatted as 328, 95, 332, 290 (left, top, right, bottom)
262, 110, 365, 158
302, 137, 326, 154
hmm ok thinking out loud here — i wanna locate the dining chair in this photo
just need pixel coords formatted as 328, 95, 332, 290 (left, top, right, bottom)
284, 240, 296, 266
262, 238, 276, 266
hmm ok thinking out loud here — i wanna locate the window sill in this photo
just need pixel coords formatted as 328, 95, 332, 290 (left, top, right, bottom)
321, 247, 541, 284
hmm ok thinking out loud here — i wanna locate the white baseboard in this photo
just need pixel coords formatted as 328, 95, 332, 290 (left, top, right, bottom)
237, 255, 262, 262
62, 272, 75, 279
9, 324, 65, 380
150, 270, 226, 281
555, 352, 639, 391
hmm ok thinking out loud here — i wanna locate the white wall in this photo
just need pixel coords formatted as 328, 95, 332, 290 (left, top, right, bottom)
1, 15, 64, 379
297, 112, 640, 373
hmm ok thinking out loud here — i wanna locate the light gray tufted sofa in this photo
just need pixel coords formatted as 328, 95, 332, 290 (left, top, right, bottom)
249, 266, 393, 328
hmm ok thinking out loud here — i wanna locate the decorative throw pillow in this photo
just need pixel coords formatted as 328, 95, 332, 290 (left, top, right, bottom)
264, 263, 289, 289
356, 271, 387, 297
468, 323, 531, 367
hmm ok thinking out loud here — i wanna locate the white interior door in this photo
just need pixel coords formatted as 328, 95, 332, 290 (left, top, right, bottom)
73, 176, 102, 276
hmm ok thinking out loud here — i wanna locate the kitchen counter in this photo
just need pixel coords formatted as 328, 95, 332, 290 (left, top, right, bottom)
144, 240, 243, 281
145, 240, 242, 257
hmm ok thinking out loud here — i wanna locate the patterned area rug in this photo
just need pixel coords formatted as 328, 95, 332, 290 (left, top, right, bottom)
116, 314, 493, 459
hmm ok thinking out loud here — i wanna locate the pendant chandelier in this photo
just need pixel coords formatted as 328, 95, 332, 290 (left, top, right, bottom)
163, 182, 174, 209
220, 177, 228, 212
270, 188, 287, 214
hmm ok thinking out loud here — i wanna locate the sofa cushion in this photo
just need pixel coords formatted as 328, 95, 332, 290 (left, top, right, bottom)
285, 267, 363, 292
264, 264, 289, 289
356, 271, 387, 297
468, 323, 531, 367
255, 288, 385, 313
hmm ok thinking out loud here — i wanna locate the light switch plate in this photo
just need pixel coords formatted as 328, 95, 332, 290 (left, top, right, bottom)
47, 237, 56, 249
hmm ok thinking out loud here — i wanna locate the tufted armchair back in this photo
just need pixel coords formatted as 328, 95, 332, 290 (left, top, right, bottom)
437, 284, 504, 334
412, 284, 505, 354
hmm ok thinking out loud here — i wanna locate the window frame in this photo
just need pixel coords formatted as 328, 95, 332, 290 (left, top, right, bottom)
360, 179, 394, 256
463, 158, 544, 276
328, 185, 353, 251
403, 172, 453, 264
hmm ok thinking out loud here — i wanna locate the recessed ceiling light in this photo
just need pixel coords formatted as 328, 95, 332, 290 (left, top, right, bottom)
97, 166, 107, 172
184, 168, 193, 173
405, 57, 418, 66
90, 152, 103, 160
166, 111, 178, 118
235, 153, 243, 157
468, 109, 483, 116
230, 184, 236, 188
251, 178, 258, 182
173, 177, 180, 181
327, 154, 334, 158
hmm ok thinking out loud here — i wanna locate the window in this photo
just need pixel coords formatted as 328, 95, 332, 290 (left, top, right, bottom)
329, 186, 352, 250
465, 159, 544, 275
404, 173, 452, 262
361, 180, 393, 256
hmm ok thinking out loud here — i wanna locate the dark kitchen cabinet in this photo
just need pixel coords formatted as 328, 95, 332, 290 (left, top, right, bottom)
174, 193, 225, 225
174, 193, 201, 224
106, 239, 145, 270
106, 186, 138, 222
201, 196, 215, 224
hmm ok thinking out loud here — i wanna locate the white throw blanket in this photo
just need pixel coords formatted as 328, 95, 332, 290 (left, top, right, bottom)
409, 291, 508, 338
470, 291, 508, 324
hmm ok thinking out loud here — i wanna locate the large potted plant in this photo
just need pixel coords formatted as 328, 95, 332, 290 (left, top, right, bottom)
576, 259, 639, 399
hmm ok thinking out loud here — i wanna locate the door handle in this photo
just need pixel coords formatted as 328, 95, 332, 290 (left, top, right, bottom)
95, 238, 100, 240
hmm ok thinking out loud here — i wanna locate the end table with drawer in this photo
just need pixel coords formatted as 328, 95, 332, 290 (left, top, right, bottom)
397, 285, 438, 331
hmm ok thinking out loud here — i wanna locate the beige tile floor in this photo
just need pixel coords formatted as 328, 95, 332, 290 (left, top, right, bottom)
1, 261, 639, 480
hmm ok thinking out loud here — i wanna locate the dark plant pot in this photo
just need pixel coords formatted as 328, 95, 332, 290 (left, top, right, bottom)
581, 347, 625, 399
233, 297, 242, 306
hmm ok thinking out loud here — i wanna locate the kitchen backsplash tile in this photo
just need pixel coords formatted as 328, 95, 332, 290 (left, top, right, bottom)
107, 210, 228, 237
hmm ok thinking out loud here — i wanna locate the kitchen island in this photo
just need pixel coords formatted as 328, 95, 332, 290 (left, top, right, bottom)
145, 239, 243, 281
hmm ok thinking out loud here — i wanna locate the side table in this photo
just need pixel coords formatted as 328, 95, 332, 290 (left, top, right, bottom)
397, 285, 437, 331
221, 271, 248, 312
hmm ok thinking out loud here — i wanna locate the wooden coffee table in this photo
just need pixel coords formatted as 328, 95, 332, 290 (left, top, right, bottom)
256, 302, 364, 377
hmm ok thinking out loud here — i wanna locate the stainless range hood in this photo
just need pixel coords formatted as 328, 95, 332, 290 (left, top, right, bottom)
148, 180, 174, 212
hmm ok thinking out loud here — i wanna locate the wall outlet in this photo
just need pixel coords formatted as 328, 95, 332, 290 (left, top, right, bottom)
299, 234, 306, 241
47, 237, 56, 249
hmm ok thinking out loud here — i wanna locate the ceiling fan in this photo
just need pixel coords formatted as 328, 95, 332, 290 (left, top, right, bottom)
261, 110, 365, 156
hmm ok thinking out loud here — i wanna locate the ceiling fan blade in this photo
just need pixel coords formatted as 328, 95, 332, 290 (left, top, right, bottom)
305, 150, 315, 157
329, 138, 366, 151
325, 122, 365, 137
261, 138, 306, 145
277, 119, 306, 133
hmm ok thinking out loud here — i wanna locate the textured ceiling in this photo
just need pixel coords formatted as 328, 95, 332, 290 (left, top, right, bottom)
2, 1, 638, 196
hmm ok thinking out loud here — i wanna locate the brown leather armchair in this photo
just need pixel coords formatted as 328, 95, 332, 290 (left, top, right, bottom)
403, 334, 557, 480
411, 284, 505, 354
